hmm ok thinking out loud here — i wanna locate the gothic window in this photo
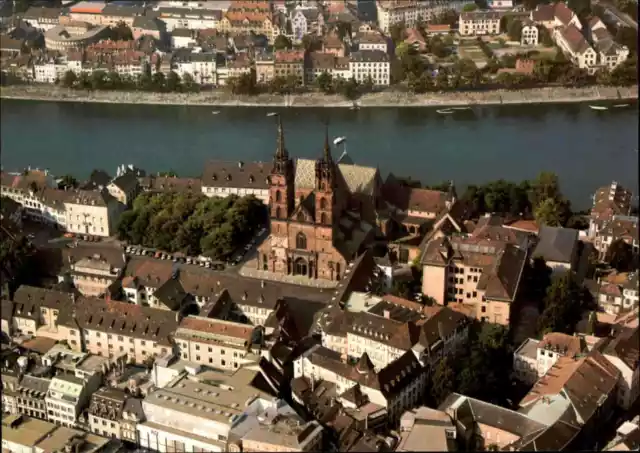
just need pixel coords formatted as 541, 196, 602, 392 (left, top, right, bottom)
275, 206, 281, 218
320, 182, 325, 191
336, 262, 341, 280
320, 198, 327, 210
262, 254, 268, 271
299, 196, 304, 205
275, 190, 282, 202
320, 212, 327, 224
297, 211, 305, 222
296, 232, 307, 250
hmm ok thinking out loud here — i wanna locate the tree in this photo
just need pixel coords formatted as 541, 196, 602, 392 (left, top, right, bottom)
333, 21, 352, 42
395, 42, 411, 59
90, 70, 107, 90
507, 19, 523, 42
361, 75, 375, 93
301, 34, 322, 52
429, 356, 456, 405
62, 70, 77, 88
463, 3, 478, 11
534, 197, 563, 226
316, 71, 333, 94
522, 256, 552, 310
166, 71, 181, 92
606, 239, 637, 272
181, 72, 197, 92
538, 273, 584, 335
389, 22, 407, 44
334, 77, 359, 100
529, 171, 561, 207
58, 175, 78, 190
110, 22, 133, 41
538, 26, 554, 47
274, 34, 292, 50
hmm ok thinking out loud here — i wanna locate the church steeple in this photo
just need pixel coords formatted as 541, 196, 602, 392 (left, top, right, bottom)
269, 115, 294, 220
275, 115, 288, 161
323, 123, 333, 164
315, 122, 336, 226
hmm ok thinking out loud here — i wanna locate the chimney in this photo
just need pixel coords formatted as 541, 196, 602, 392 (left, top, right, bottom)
438, 321, 445, 340
383, 310, 390, 319
238, 161, 244, 169
261, 280, 265, 288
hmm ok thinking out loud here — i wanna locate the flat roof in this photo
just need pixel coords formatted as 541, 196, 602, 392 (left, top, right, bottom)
1, 415, 57, 447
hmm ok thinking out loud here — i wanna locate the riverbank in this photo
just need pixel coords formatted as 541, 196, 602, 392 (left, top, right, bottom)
0, 84, 637, 108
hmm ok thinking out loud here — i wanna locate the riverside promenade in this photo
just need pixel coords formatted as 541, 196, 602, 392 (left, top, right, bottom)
0, 84, 636, 108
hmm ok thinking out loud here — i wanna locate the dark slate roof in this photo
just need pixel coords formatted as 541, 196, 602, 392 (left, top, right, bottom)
110, 171, 138, 193
153, 274, 190, 310
201, 160, 270, 189
533, 226, 579, 263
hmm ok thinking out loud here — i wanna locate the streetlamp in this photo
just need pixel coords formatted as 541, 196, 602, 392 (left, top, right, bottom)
334, 136, 347, 162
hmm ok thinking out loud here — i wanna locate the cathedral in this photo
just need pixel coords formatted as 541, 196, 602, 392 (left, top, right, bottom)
257, 118, 381, 282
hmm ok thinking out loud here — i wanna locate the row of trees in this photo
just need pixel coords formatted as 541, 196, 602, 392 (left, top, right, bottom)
456, 171, 575, 228
59, 69, 201, 93
116, 192, 267, 260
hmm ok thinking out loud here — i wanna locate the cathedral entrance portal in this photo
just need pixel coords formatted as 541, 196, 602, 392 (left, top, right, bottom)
294, 258, 308, 276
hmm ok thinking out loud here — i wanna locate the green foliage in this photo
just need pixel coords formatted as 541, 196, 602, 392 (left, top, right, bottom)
301, 34, 322, 52
227, 70, 257, 95
109, 22, 134, 41
316, 71, 333, 94
117, 193, 267, 260
461, 179, 532, 218
58, 175, 78, 190
463, 3, 478, 11
521, 256, 552, 311
537, 273, 585, 336
606, 238, 638, 272
0, 215, 37, 293
274, 34, 292, 50
507, 19, 523, 42
389, 22, 407, 44
429, 323, 513, 406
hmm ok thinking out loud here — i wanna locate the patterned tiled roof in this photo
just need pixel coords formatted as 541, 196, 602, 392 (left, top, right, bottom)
294, 159, 378, 196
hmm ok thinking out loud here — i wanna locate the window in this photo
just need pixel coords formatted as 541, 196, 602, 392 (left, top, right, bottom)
320, 197, 327, 209
275, 190, 281, 202
296, 232, 307, 249
275, 206, 281, 218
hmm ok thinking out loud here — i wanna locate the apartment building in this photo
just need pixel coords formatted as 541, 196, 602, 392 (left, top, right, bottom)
530, 1, 581, 30
220, 2, 275, 42
594, 215, 639, 259
100, 4, 147, 27
397, 407, 457, 452
521, 19, 539, 45
322, 33, 346, 57
87, 387, 127, 439
64, 189, 122, 237
376, 0, 470, 33
158, 6, 222, 31
518, 351, 620, 449
56, 296, 178, 365
357, 31, 388, 53
532, 225, 579, 273
600, 327, 640, 411
596, 272, 639, 316
275, 49, 305, 84
68, 1, 107, 25
513, 332, 589, 385
553, 24, 597, 70
45, 375, 94, 428
459, 11, 501, 36
349, 50, 391, 86
291, 7, 324, 41
138, 368, 274, 452
421, 234, 527, 325
174, 316, 256, 370
294, 345, 426, 423
106, 171, 140, 206
23, 6, 61, 31
306, 51, 350, 84
591, 22, 630, 69
323, 297, 469, 371
1, 168, 56, 206
173, 50, 218, 85
1, 370, 20, 415
59, 242, 126, 298
589, 181, 634, 238
201, 161, 270, 203
32, 55, 68, 83
9, 285, 74, 340
16, 375, 51, 420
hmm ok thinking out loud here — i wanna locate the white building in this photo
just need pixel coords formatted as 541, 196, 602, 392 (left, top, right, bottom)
376, 0, 472, 33
553, 24, 597, 71
291, 7, 324, 41
294, 345, 426, 423
137, 368, 274, 453
357, 32, 388, 53
157, 6, 222, 31
171, 28, 197, 49
459, 11, 501, 36
173, 50, 217, 85
33, 58, 68, 83
596, 273, 639, 317
349, 50, 391, 86
488, 0, 513, 9
64, 189, 122, 237
521, 20, 539, 46
45, 375, 93, 428
22, 6, 62, 31
201, 161, 270, 204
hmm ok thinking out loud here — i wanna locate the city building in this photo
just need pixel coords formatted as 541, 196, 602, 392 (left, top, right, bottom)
350, 50, 391, 86
9, 285, 75, 340
64, 189, 122, 237
56, 296, 178, 365
291, 7, 324, 41
220, 1, 275, 42
589, 181, 634, 238
201, 161, 270, 203
274, 49, 305, 84
531, 225, 579, 274
171, 27, 197, 48
594, 215, 639, 260
16, 375, 51, 420
107, 171, 140, 207
553, 24, 597, 71
305, 51, 350, 84
255, 51, 276, 83
420, 234, 527, 325
45, 374, 96, 428
376, 0, 470, 33
397, 407, 457, 451
257, 120, 380, 283
157, 6, 222, 31
530, 1, 581, 31
87, 387, 127, 439
590, 20, 630, 70
174, 316, 257, 370
459, 11, 501, 36
322, 33, 346, 57
357, 32, 388, 53
521, 19, 539, 45
22, 6, 62, 31
68, 1, 107, 25
173, 50, 218, 85
599, 326, 640, 410
58, 242, 126, 298
100, 4, 147, 27
44, 19, 110, 51
236, 416, 324, 452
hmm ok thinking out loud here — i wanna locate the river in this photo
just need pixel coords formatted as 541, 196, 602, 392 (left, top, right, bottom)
1, 99, 637, 209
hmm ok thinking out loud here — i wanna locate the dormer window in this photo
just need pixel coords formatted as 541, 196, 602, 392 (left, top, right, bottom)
212, 174, 217, 180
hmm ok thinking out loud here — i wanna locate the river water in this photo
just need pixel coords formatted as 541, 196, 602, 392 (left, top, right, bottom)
1, 99, 637, 209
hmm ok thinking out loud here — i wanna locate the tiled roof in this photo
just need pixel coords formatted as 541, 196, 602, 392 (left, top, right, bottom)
350, 49, 389, 63
63, 241, 126, 270
23, 6, 62, 20
275, 50, 304, 63
558, 24, 591, 54
141, 175, 202, 194
538, 332, 586, 357
202, 161, 270, 189
531, 3, 556, 22
176, 316, 254, 342
554, 2, 575, 26
603, 326, 639, 371
294, 158, 379, 196
12, 285, 74, 310
381, 180, 449, 214
56, 297, 178, 346
309, 51, 336, 70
